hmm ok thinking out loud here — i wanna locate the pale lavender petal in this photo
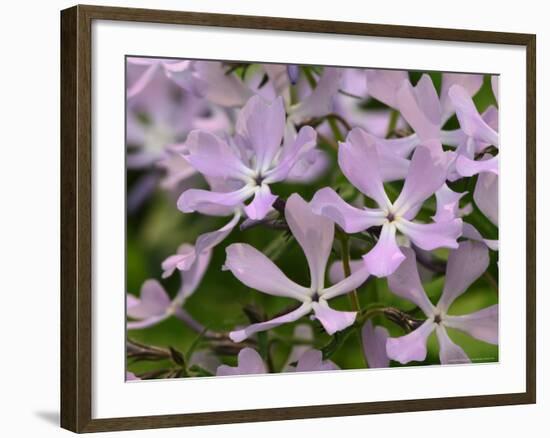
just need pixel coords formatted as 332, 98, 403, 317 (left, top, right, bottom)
289, 67, 341, 124
433, 184, 466, 223
157, 152, 197, 192
194, 212, 242, 255
177, 185, 253, 214
283, 325, 314, 370
127, 280, 171, 319
482, 105, 499, 133
438, 241, 489, 312
448, 85, 499, 146
310, 187, 386, 234
338, 128, 391, 208
126, 371, 140, 381
435, 326, 470, 365
127, 314, 169, 330
376, 134, 419, 159
194, 61, 253, 107
366, 69, 408, 108
126, 151, 158, 169
474, 172, 498, 226
229, 303, 312, 342
311, 301, 356, 335
362, 321, 390, 368
161, 244, 197, 278
396, 218, 462, 251
182, 130, 252, 180
440, 73, 484, 123
328, 259, 365, 284
444, 305, 498, 345
322, 266, 370, 300
286, 149, 329, 183
378, 147, 411, 182
386, 320, 435, 364
341, 68, 368, 96
265, 125, 317, 183
127, 63, 158, 98
456, 154, 498, 177
295, 349, 339, 372
387, 247, 435, 316
224, 243, 310, 300
285, 194, 334, 290
236, 95, 286, 172
216, 348, 267, 376
397, 75, 441, 141
462, 223, 499, 251
362, 223, 406, 278
178, 247, 212, 298
164, 67, 206, 97
392, 146, 450, 216
244, 185, 278, 220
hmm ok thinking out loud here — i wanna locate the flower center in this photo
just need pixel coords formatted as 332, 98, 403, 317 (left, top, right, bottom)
433, 314, 442, 324
311, 291, 320, 302
254, 174, 265, 186
386, 212, 396, 222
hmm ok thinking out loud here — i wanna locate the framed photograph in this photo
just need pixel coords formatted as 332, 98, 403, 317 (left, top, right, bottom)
60, 4, 536, 433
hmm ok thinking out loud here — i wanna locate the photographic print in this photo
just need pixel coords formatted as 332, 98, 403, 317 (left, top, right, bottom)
125, 58, 499, 381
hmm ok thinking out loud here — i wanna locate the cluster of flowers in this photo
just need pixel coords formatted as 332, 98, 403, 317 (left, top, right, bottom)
126, 58, 498, 378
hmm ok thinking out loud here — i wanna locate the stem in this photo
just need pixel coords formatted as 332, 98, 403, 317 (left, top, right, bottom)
339, 235, 361, 312
386, 109, 400, 138
338, 232, 366, 367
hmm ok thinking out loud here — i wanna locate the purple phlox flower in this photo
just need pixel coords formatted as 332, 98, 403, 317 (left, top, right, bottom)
333, 95, 407, 138
161, 208, 241, 278
127, 65, 231, 170
365, 69, 409, 108
446, 84, 499, 226
282, 325, 339, 372
287, 349, 340, 372
395, 73, 484, 155
448, 84, 499, 179
261, 66, 346, 125
472, 167, 498, 226
192, 61, 255, 107
311, 128, 462, 278
283, 123, 329, 183
224, 194, 370, 342
216, 348, 268, 376
126, 371, 140, 381
432, 184, 472, 223
362, 320, 390, 368
156, 152, 198, 193
177, 95, 318, 220
432, 184, 498, 250
385, 243, 498, 365
126, 57, 206, 99
127, 244, 211, 330
287, 67, 342, 124
216, 345, 338, 376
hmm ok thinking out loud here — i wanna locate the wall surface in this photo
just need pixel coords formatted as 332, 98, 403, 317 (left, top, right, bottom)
0, 0, 546, 436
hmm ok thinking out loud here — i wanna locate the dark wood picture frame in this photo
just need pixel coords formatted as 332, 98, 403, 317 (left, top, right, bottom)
60, 4, 536, 433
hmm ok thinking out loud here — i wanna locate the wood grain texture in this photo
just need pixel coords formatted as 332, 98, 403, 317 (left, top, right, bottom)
60, 4, 537, 433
